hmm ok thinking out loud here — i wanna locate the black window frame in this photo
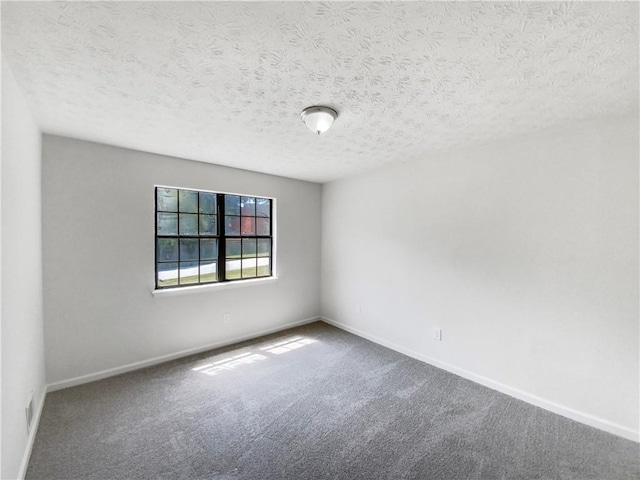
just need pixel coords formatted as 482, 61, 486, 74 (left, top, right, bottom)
155, 186, 273, 289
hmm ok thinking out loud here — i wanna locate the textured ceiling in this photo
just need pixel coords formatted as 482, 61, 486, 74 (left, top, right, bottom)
2, 1, 638, 183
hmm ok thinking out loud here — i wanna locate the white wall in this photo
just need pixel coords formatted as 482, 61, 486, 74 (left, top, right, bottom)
1, 58, 46, 479
42, 135, 321, 384
321, 112, 639, 440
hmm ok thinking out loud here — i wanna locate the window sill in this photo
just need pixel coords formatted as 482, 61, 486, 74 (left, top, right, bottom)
151, 276, 278, 297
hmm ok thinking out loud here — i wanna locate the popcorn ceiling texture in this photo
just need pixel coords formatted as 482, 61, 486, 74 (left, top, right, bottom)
2, 2, 638, 183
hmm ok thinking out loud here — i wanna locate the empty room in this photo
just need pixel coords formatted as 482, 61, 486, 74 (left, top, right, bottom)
1, 1, 638, 479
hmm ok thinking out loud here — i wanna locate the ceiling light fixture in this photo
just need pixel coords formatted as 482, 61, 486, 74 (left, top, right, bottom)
300, 106, 337, 135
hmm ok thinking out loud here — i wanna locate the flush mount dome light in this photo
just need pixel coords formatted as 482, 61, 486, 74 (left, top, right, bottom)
301, 106, 337, 135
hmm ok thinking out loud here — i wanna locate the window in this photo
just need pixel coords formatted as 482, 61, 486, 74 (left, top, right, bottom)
155, 186, 273, 289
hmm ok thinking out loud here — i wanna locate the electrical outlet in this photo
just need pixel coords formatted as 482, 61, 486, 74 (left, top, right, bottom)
433, 328, 442, 341
223, 313, 231, 323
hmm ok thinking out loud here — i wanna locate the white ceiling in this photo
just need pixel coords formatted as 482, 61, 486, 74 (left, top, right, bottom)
2, 1, 638, 183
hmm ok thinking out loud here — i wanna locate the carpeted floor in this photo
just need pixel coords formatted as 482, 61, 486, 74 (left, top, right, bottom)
27, 321, 639, 479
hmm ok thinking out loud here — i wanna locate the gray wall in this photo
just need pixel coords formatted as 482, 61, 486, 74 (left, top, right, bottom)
321, 112, 639, 439
1, 58, 46, 479
42, 135, 322, 384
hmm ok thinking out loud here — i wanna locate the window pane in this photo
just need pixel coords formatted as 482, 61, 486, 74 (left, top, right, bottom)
200, 239, 218, 261
241, 258, 257, 278
157, 238, 178, 262
179, 214, 198, 235
157, 188, 177, 212
180, 238, 199, 261
199, 214, 217, 235
242, 238, 257, 257
256, 198, 270, 217
241, 197, 256, 216
225, 195, 240, 216
225, 216, 240, 235
256, 218, 270, 236
199, 192, 216, 214
157, 262, 178, 287
257, 257, 271, 277
225, 259, 241, 280
156, 187, 272, 288
200, 261, 217, 283
179, 190, 198, 213
241, 217, 255, 236
179, 261, 199, 284
226, 239, 241, 258
257, 239, 271, 257
157, 213, 178, 235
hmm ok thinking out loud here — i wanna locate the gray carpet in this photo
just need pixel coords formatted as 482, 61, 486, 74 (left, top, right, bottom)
27, 322, 639, 479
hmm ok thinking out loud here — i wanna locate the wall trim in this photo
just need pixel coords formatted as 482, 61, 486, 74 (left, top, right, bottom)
17, 388, 47, 480
320, 316, 639, 443
47, 316, 320, 392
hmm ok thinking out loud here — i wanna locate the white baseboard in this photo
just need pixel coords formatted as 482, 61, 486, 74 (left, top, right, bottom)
17, 388, 47, 480
320, 316, 639, 443
47, 316, 320, 392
